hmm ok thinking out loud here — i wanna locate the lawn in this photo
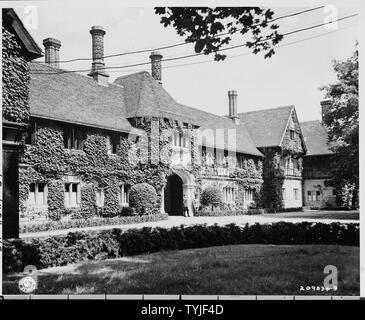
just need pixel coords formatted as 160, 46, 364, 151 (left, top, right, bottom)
3, 244, 359, 295
264, 210, 359, 220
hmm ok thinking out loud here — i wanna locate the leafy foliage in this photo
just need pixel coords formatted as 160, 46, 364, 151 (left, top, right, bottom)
2, 28, 30, 123
200, 186, 223, 208
321, 48, 359, 208
154, 7, 283, 60
129, 183, 158, 215
261, 150, 285, 209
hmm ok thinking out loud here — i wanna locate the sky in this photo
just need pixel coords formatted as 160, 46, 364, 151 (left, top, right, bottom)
13, 3, 359, 122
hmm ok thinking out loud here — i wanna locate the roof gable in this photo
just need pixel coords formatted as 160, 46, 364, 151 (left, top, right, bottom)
300, 120, 333, 155
3, 9, 43, 60
238, 106, 294, 148
114, 72, 262, 157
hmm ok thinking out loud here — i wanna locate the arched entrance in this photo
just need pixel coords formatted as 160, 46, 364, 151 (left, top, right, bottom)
164, 173, 183, 215
162, 169, 196, 216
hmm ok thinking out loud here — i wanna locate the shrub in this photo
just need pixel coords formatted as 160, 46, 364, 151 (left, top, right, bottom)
200, 186, 223, 209
119, 206, 136, 216
246, 208, 265, 215
5, 222, 359, 273
196, 210, 246, 217
129, 183, 157, 215
265, 207, 303, 214
20, 213, 169, 234
47, 209, 62, 221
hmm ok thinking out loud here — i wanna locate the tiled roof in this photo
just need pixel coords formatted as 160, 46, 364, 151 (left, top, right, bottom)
29, 62, 132, 132
300, 120, 333, 155
238, 106, 294, 148
114, 72, 262, 157
114, 71, 200, 125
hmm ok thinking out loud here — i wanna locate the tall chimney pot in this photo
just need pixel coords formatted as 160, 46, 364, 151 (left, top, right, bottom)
320, 99, 332, 123
228, 90, 240, 125
88, 25, 109, 86
43, 37, 61, 68
150, 51, 163, 83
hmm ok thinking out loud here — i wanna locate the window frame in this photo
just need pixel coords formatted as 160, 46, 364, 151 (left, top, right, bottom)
64, 182, 81, 207
28, 182, 48, 207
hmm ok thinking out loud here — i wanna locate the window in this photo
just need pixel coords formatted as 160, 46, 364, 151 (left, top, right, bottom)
119, 184, 130, 206
316, 190, 321, 201
332, 189, 336, 196
282, 188, 286, 200
216, 149, 225, 165
63, 127, 85, 150
286, 157, 294, 175
224, 187, 235, 202
107, 134, 120, 154
95, 188, 105, 207
64, 183, 80, 207
28, 182, 47, 206
294, 188, 299, 200
245, 189, 254, 202
172, 130, 183, 147
290, 130, 295, 140
307, 191, 312, 201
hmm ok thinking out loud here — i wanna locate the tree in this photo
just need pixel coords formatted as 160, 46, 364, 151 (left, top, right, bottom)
154, 7, 283, 60
321, 47, 359, 209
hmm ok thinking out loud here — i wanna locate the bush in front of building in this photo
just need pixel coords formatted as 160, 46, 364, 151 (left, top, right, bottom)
265, 207, 303, 214
195, 208, 265, 216
4, 221, 359, 273
128, 183, 158, 215
200, 186, 223, 210
20, 212, 169, 234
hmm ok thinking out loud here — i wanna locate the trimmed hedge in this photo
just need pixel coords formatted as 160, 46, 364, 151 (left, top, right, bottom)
20, 213, 168, 234
4, 221, 359, 273
265, 207, 303, 214
195, 209, 264, 217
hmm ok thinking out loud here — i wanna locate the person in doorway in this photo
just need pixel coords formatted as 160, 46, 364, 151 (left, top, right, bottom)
183, 194, 189, 217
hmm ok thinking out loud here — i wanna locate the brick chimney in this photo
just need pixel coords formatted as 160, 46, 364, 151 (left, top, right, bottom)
150, 51, 163, 84
43, 38, 61, 68
228, 90, 240, 125
88, 25, 109, 86
320, 99, 332, 123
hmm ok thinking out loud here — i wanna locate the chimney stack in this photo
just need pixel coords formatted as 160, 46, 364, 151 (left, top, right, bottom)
43, 38, 61, 68
228, 90, 240, 125
150, 51, 163, 83
320, 99, 332, 123
88, 25, 109, 86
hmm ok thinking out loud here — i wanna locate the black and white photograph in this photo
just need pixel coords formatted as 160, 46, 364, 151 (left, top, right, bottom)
0, 0, 362, 302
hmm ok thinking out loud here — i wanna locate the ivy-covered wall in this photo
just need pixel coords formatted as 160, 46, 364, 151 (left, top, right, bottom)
19, 117, 180, 219
20, 115, 266, 220
2, 28, 30, 123
260, 111, 305, 210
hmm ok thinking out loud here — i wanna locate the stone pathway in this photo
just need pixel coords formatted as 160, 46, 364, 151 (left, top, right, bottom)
20, 211, 359, 239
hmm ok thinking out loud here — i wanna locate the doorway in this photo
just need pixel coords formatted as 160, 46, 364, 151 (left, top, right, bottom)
164, 173, 183, 215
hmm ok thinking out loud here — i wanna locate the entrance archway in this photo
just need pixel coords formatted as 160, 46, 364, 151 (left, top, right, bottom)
164, 173, 183, 215
162, 169, 196, 216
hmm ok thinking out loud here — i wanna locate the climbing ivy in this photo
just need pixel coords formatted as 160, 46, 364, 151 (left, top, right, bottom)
2, 28, 30, 123
261, 150, 286, 210
19, 117, 184, 218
